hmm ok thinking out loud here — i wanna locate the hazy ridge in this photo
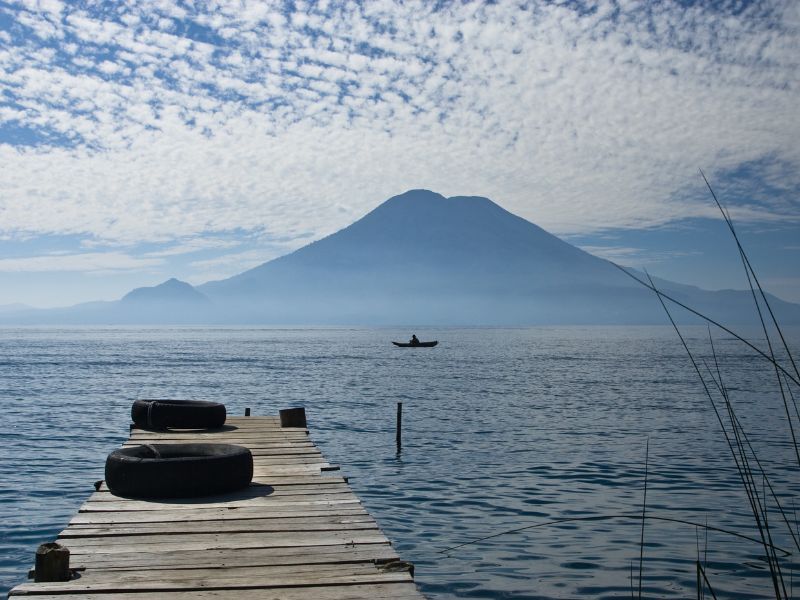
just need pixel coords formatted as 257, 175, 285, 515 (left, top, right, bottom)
3, 190, 798, 325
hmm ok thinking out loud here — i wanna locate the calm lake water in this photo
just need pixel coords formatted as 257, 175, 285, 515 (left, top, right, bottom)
1, 326, 799, 598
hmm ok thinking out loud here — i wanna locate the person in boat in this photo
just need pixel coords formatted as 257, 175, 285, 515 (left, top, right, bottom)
409, 334, 420, 346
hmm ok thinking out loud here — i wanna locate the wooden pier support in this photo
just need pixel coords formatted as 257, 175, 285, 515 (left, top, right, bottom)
396, 402, 403, 451
279, 406, 307, 428
33, 543, 70, 582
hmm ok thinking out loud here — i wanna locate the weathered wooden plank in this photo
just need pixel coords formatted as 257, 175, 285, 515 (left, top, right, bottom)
10, 570, 414, 595
128, 433, 310, 439
127, 428, 288, 435
79, 498, 361, 512
83, 494, 361, 508
82, 484, 359, 506
85, 492, 357, 504
69, 506, 369, 525
122, 441, 317, 449
127, 432, 299, 436
253, 476, 346, 485
128, 431, 309, 438
126, 437, 314, 445
67, 512, 374, 527
61, 519, 379, 537
232, 456, 331, 464
91, 483, 352, 500
68, 544, 399, 570
24, 561, 388, 585
128, 431, 308, 437
126, 436, 312, 442
10, 581, 423, 599
124, 435, 315, 441
83, 491, 358, 507
251, 465, 333, 473
96, 476, 347, 493
253, 471, 333, 478
65, 512, 375, 530
59, 531, 389, 551
252, 465, 331, 474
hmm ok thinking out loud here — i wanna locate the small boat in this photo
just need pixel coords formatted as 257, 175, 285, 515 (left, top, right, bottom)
392, 341, 438, 347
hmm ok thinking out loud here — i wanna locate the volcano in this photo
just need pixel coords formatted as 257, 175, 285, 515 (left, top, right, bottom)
196, 189, 798, 325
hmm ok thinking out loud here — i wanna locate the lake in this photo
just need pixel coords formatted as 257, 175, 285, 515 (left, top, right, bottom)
1, 326, 798, 598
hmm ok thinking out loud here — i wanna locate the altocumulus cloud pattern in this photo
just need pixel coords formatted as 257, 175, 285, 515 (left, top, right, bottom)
0, 0, 798, 251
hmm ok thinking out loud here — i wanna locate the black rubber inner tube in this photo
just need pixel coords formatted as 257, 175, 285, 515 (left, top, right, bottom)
131, 399, 226, 430
105, 443, 253, 498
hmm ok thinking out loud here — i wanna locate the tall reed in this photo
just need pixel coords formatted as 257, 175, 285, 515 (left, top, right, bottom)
618, 174, 800, 598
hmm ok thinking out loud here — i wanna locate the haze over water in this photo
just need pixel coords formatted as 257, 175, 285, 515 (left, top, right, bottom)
2, 326, 798, 599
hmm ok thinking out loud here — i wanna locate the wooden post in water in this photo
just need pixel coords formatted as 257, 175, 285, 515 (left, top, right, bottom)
34, 543, 70, 582
280, 407, 307, 428
244, 407, 251, 417
696, 561, 701, 600
396, 402, 402, 452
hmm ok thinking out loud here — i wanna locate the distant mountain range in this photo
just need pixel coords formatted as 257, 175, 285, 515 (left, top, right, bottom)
0, 303, 33, 313
4, 189, 799, 325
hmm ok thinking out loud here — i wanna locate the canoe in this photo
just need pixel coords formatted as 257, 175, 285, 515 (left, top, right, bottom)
392, 341, 438, 347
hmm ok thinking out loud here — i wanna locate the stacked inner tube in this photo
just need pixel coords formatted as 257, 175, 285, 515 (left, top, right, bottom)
109, 399, 242, 498
131, 399, 226, 430
105, 443, 253, 498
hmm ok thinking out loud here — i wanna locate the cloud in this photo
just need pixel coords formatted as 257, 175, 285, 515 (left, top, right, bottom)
187, 248, 286, 284
0, 0, 797, 253
143, 237, 242, 257
578, 245, 700, 266
0, 252, 163, 272
579, 245, 700, 267
190, 249, 278, 271
578, 245, 648, 264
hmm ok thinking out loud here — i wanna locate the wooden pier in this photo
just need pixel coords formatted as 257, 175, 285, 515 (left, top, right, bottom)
9, 414, 426, 599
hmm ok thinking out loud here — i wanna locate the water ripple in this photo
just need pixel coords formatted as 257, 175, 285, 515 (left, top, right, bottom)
1, 326, 798, 599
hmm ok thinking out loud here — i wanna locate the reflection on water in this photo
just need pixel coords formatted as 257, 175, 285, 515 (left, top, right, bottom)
1, 326, 798, 598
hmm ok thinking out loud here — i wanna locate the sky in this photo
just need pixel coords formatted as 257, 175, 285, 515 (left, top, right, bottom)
0, 0, 798, 308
